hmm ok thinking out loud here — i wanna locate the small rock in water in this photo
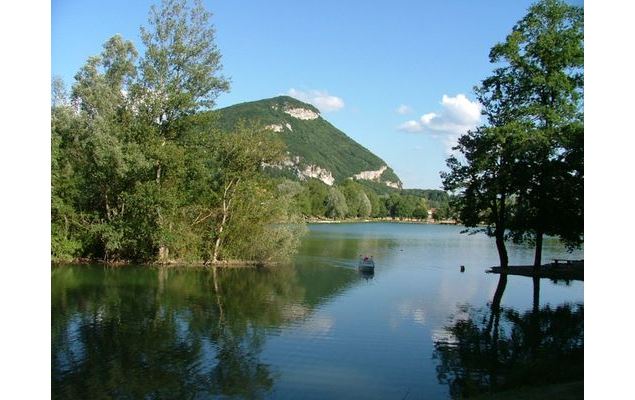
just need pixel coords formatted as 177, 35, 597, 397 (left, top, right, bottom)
460, 265, 465, 272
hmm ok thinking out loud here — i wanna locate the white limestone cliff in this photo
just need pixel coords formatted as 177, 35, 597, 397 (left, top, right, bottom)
284, 107, 319, 120
299, 164, 335, 186
353, 165, 388, 181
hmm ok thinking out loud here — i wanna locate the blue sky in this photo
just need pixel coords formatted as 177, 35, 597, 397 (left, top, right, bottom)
52, 0, 583, 189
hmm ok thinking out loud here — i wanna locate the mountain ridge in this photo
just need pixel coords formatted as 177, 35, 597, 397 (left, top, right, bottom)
214, 96, 402, 188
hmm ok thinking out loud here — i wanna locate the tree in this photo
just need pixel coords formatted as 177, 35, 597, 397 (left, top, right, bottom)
51, 0, 305, 264
412, 198, 429, 220
197, 122, 286, 263
66, 35, 148, 261
483, 0, 584, 266
340, 180, 371, 218
442, 0, 583, 269
442, 124, 525, 269
138, 0, 230, 135
325, 187, 348, 219
305, 179, 329, 217
135, 0, 231, 261
384, 193, 401, 219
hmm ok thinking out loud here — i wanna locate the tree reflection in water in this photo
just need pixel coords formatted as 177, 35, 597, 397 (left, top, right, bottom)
433, 274, 583, 399
52, 264, 358, 399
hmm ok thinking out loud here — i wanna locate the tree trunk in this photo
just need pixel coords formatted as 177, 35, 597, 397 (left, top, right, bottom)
212, 266, 224, 326
156, 162, 162, 185
212, 207, 226, 263
212, 180, 237, 264
495, 230, 509, 270
491, 193, 508, 270
532, 276, 540, 313
158, 245, 169, 264
491, 273, 507, 313
486, 273, 507, 390
212, 190, 229, 263
533, 230, 543, 268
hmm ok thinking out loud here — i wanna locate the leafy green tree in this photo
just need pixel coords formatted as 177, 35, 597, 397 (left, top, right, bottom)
277, 179, 311, 216
483, 0, 584, 266
412, 198, 429, 220
51, 0, 305, 264
340, 180, 371, 218
384, 193, 401, 219
138, 0, 230, 134
325, 187, 348, 219
443, 0, 583, 268
443, 124, 527, 269
65, 35, 149, 261
433, 203, 451, 221
305, 179, 329, 217
52, 78, 87, 261
194, 122, 286, 262
133, 0, 231, 261
357, 191, 372, 218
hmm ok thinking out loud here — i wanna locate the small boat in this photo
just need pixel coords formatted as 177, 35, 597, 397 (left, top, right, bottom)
358, 256, 375, 271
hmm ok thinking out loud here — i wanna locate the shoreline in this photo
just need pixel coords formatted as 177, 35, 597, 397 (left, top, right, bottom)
305, 217, 458, 225
52, 258, 280, 268
487, 262, 584, 281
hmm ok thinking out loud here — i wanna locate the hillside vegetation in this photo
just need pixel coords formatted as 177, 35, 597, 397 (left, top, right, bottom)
215, 96, 402, 186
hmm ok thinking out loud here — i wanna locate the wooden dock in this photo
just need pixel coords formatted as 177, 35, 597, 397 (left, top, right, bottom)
487, 260, 583, 281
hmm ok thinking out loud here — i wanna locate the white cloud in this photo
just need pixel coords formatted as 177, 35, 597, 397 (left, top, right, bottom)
421, 112, 437, 124
398, 120, 422, 133
287, 88, 345, 112
397, 94, 482, 154
396, 104, 412, 115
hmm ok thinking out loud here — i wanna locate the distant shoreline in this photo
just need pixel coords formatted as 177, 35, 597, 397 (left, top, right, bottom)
305, 217, 458, 225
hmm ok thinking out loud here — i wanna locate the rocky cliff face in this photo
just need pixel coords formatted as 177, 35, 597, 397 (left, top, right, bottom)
283, 107, 319, 120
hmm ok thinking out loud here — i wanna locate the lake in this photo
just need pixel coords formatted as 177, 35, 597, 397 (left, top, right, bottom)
52, 223, 584, 399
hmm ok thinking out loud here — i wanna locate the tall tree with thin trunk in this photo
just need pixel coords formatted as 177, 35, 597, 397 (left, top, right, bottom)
137, 0, 230, 261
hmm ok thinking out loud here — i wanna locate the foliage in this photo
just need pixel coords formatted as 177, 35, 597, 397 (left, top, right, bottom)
51, 0, 304, 264
138, 0, 229, 130
485, 0, 584, 262
442, 124, 528, 268
441, 0, 583, 267
325, 187, 348, 219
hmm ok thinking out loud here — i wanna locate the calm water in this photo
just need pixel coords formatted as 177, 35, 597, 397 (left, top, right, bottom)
52, 223, 584, 399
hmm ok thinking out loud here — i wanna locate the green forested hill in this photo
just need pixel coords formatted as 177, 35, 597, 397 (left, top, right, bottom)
214, 96, 402, 187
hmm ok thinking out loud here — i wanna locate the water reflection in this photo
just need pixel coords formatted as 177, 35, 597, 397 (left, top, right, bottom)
358, 269, 375, 280
433, 274, 584, 399
297, 227, 400, 266
52, 224, 583, 399
52, 264, 359, 399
